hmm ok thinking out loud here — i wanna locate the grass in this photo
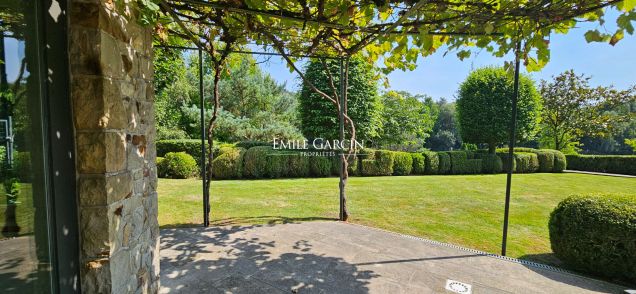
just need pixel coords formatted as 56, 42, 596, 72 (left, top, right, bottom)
158, 173, 636, 265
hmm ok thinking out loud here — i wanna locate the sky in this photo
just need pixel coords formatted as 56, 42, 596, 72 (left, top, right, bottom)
255, 9, 636, 101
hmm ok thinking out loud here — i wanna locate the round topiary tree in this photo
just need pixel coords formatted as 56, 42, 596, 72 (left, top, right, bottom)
299, 57, 382, 142
456, 67, 541, 154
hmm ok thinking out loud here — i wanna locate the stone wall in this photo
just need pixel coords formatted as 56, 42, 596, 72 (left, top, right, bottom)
69, 0, 159, 292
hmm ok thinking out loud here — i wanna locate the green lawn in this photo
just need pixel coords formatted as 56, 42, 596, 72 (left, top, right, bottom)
0, 183, 35, 237
158, 173, 635, 265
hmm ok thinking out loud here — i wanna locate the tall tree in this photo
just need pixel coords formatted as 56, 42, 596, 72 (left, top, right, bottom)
539, 70, 636, 152
426, 99, 462, 151
376, 91, 436, 151
298, 57, 382, 143
457, 67, 542, 153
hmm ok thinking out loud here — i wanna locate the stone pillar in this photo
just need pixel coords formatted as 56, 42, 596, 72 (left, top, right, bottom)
69, 0, 159, 292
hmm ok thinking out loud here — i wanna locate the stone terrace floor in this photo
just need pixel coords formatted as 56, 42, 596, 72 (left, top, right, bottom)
159, 221, 628, 294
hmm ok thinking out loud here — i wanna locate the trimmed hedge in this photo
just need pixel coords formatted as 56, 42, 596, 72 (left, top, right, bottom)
477, 154, 503, 174
549, 194, 636, 282
157, 139, 206, 163
514, 152, 539, 173
361, 150, 394, 176
235, 141, 271, 149
437, 152, 451, 174
310, 156, 332, 177
566, 155, 636, 176
466, 159, 483, 174
448, 151, 468, 174
392, 152, 413, 176
422, 151, 439, 174
158, 152, 198, 179
211, 147, 246, 179
12, 151, 31, 182
411, 153, 426, 175
286, 152, 310, 178
535, 150, 555, 172
243, 146, 272, 178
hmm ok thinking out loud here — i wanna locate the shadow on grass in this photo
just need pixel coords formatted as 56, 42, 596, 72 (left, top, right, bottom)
518, 253, 634, 290
160, 224, 378, 293
160, 215, 338, 229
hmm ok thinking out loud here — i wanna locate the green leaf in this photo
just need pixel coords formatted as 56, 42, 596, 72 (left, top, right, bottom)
609, 30, 625, 46
484, 23, 494, 34
584, 30, 607, 42
619, 0, 636, 12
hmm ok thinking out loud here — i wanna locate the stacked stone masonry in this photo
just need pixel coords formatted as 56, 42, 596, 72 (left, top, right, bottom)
69, 0, 159, 293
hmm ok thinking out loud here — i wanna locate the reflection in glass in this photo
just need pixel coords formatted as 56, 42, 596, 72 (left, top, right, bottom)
1, 1, 53, 292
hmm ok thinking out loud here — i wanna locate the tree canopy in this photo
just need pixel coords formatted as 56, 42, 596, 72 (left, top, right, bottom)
539, 70, 636, 152
456, 67, 542, 153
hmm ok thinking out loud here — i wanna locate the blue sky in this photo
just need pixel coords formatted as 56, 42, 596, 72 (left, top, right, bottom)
257, 10, 636, 101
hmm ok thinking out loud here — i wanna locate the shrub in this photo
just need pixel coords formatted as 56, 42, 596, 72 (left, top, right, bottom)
411, 153, 426, 175
361, 151, 394, 176
243, 146, 272, 178
374, 150, 394, 176
235, 141, 271, 149
448, 151, 468, 174
535, 150, 555, 172
566, 155, 636, 175
497, 153, 516, 173
157, 139, 212, 165
514, 152, 539, 173
392, 152, 413, 176
437, 152, 451, 174
466, 159, 483, 174
286, 152, 310, 178
422, 151, 439, 174
361, 159, 379, 176
211, 147, 246, 179
551, 150, 567, 172
266, 152, 285, 178
158, 152, 198, 179
549, 194, 636, 282
309, 156, 332, 177
478, 154, 502, 174
156, 156, 164, 166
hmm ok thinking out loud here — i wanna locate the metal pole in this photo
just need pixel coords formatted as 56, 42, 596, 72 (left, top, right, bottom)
338, 58, 345, 221
199, 49, 209, 227
501, 41, 522, 256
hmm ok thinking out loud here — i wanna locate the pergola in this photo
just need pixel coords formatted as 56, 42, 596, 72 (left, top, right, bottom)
153, 0, 633, 256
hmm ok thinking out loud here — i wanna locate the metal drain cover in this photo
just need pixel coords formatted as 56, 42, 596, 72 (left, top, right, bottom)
445, 279, 472, 294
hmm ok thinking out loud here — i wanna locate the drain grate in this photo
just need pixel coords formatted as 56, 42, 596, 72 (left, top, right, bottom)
445, 279, 472, 294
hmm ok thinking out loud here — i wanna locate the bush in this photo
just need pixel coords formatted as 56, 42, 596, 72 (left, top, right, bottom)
266, 152, 285, 178
374, 150, 394, 176
551, 150, 567, 172
535, 150, 555, 172
361, 151, 394, 176
549, 194, 636, 282
437, 152, 451, 174
211, 147, 246, 179
392, 152, 413, 176
243, 146, 272, 178
158, 152, 198, 179
235, 141, 271, 149
497, 153, 516, 173
466, 159, 483, 174
157, 139, 209, 165
286, 152, 310, 178
309, 156, 332, 177
514, 152, 539, 173
448, 151, 468, 174
156, 156, 164, 166
411, 153, 426, 175
478, 154, 502, 174
566, 155, 635, 175
422, 151, 439, 174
